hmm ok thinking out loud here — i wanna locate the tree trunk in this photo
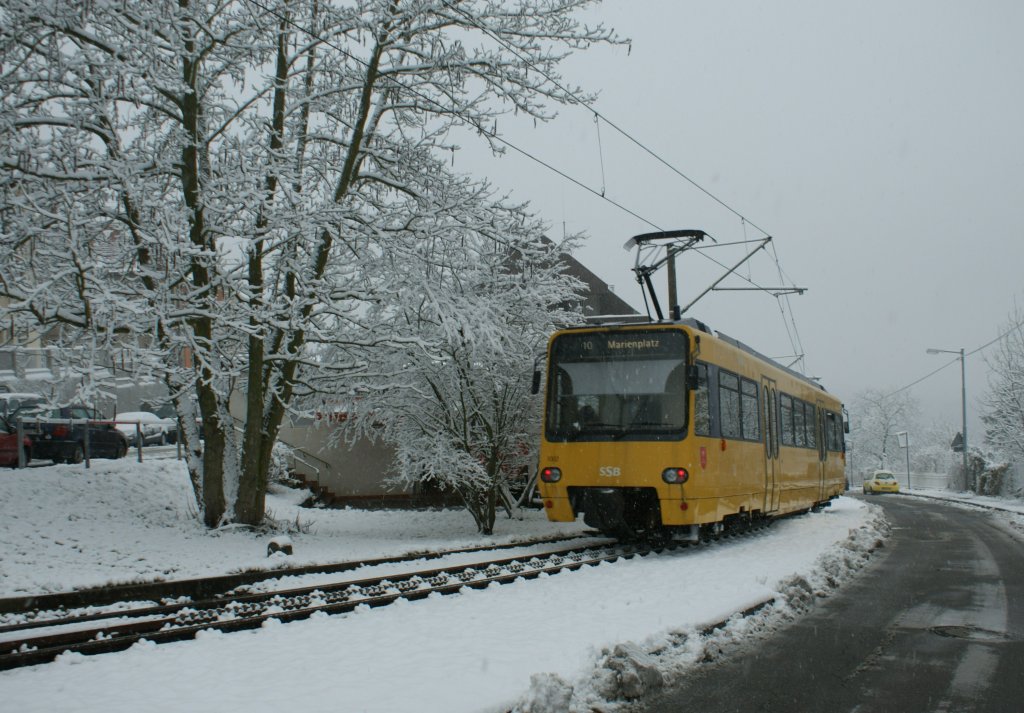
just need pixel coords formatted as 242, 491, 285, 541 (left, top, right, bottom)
197, 380, 227, 527
179, 13, 227, 527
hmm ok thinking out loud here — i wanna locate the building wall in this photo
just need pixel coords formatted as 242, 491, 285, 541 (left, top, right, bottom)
277, 416, 413, 502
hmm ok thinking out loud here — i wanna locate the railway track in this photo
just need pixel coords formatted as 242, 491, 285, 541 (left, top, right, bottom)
0, 531, 607, 616
0, 514, 785, 671
0, 537, 657, 671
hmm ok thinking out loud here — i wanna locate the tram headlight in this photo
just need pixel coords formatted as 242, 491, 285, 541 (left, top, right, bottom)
662, 467, 689, 484
540, 467, 562, 483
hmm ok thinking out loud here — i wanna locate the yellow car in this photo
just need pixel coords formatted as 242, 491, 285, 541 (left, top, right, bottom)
863, 470, 900, 494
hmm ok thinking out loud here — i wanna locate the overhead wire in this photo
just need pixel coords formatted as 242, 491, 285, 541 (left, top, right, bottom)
437, 1, 773, 237
769, 240, 805, 370
437, 0, 808, 355
249, 0, 778, 247
594, 112, 607, 197
245, 0, 664, 231
245, 0, 771, 274
247, 0, 806, 355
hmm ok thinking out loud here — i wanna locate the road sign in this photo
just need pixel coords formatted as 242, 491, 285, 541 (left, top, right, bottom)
951, 432, 964, 452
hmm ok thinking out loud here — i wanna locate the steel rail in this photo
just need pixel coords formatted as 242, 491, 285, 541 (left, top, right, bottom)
0, 539, 653, 670
0, 530, 606, 615
0, 513, 787, 670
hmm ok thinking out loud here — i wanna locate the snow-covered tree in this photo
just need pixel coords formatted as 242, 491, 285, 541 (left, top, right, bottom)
0, 0, 618, 527
849, 388, 919, 473
330, 173, 584, 534
982, 306, 1024, 463
910, 420, 957, 474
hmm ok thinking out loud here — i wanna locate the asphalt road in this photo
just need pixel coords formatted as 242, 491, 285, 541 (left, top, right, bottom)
639, 496, 1024, 713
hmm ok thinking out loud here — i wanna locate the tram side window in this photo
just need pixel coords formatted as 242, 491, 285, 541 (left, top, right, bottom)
825, 411, 842, 452
552, 368, 577, 430
793, 398, 807, 447
805, 402, 817, 449
740, 378, 760, 440
694, 363, 711, 436
719, 370, 741, 439
718, 371, 760, 441
780, 394, 795, 446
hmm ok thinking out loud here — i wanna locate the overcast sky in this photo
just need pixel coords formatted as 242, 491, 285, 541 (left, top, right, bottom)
455, 0, 1024, 444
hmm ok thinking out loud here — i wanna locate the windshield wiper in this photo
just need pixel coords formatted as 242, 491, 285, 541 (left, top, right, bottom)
562, 422, 625, 441
613, 422, 680, 439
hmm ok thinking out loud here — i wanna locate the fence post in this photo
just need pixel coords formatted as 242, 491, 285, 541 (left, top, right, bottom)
84, 420, 90, 469
16, 418, 26, 468
136, 422, 143, 463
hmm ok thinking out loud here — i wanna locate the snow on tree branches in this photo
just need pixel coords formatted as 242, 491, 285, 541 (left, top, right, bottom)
0, 0, 621, 527
983, 307, 1024, 464
327, 183, 585, 534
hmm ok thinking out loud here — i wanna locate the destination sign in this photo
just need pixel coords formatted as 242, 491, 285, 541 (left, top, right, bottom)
610, 337, 664, 351
553, 329, 687, 363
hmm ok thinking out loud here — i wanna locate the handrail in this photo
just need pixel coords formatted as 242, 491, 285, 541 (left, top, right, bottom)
227, 413, 331, 473
287, 452, 321, 480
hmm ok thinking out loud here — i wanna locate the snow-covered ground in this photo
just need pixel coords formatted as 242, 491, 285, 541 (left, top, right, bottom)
0, 456, 894, 712
0, 456, 588, 598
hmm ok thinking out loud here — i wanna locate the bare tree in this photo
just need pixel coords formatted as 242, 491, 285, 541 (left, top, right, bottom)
0, 0, 619, 526
849, 388, 919, 474
910, 420, 957, 474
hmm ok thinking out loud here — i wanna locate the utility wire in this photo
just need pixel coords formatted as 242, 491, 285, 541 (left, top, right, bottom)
887, 318, 1024, 397
246, 0, 779, 282
249, 0, 805, 344
887, 358, 961, 398
246, 0, 663, 231
439, 0, 809, 346
439, 0, 773, 238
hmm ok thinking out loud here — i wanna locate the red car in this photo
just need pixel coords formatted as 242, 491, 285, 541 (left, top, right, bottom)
0, 420, 32, 466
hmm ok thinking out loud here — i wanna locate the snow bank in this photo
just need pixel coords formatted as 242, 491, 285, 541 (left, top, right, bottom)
509, 501, 889, 712
0, 459, 886, 713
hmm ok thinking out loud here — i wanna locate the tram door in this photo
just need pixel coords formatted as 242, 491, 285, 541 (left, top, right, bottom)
761, 377, 780, 513
815, 400, 827, 501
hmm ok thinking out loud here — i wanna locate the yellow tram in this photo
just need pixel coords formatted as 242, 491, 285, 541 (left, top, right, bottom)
535, 318, 847, 540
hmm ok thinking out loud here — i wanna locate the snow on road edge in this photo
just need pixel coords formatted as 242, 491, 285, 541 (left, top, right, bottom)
512, 504, 890, 713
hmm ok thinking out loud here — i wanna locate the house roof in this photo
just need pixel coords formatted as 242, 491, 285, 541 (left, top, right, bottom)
558, 250, 639, 318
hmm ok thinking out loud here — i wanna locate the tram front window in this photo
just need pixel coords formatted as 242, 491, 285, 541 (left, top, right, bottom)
546, 329, 689, 441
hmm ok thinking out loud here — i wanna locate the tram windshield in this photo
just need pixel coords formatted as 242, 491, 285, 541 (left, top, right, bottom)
545, 329, 689, 441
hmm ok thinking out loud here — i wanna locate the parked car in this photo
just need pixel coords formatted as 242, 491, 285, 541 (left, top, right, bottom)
19, 405, 128, 464
115, 411, 178, 446
153, 402, 203, 442
863, 469, 900, 495
0, 415, 32, 466
0, 393, 46, 420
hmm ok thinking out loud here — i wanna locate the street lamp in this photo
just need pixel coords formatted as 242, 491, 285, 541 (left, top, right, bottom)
926, 347, 967, 486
